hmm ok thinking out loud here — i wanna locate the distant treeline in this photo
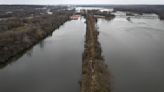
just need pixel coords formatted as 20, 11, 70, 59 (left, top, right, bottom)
0, 5, 68, 18
79, 9, 115, 20
77, 5, 164, 19
113, 5, 164, 19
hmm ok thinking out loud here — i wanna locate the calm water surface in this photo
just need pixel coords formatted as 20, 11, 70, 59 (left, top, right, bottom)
0, 11, 164, 92
0, 18, 86, 92
98, 17, 164, 92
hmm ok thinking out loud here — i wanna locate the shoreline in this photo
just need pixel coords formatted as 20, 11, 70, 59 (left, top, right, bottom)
0, 14, 71, 64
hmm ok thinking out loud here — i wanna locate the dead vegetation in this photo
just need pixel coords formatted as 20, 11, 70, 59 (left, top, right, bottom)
0, 6, 74, 63
81, 15, 111, 92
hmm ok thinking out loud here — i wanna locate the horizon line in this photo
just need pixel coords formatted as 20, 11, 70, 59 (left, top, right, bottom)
0, 3, 164, 6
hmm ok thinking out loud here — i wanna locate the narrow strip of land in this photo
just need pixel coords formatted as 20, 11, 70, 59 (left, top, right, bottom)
81, 15, 111, 92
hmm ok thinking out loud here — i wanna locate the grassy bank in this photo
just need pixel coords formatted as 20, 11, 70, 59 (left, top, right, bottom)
81, 15, 111, 92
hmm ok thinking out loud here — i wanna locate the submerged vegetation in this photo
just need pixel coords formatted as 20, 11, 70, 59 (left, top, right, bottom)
0, 4, 163, 92
77, 5, 164, 19
79, 9, 115, 20
0, 5, 74, 63
112, 5, 164, 19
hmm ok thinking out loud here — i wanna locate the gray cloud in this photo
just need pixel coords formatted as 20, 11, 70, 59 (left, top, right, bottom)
0, 0, 164, 4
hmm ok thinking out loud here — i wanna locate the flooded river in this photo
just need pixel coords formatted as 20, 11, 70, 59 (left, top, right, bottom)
0, 18, 86, 92
98, 17, 164, 92
0, 10, 164, 92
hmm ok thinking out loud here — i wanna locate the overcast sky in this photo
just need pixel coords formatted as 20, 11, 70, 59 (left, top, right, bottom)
0, 0, 164, 5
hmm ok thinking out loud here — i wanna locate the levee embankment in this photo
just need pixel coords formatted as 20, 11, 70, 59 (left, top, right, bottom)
81, 15, 111, 92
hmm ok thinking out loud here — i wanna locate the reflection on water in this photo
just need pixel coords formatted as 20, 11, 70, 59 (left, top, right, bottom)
26, 48, 33, 57
0, 9, 164, 92
0, 18, 86, 92
98, 17, 164, 92
39, 40, 45, 49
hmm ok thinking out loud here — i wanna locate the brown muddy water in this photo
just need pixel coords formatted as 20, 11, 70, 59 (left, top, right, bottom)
97, 16, 164, 92
0, 18, 86, 92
